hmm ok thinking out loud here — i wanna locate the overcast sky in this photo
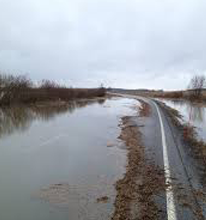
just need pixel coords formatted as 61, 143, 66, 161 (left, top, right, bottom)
0, 0, 206, 90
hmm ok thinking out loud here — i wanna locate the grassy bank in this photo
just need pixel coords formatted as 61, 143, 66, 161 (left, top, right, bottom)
0, 74, 106, 106
151, 91, 184, 99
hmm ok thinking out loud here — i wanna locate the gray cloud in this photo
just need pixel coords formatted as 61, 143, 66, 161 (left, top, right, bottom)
0, 0, 206, 89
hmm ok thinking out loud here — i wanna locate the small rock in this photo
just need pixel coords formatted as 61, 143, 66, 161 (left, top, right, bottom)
96, 196, 109, 203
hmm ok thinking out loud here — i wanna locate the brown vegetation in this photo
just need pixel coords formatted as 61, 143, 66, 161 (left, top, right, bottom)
139, 100, 151, 117
150, 89, 206, 102
152, 91, 184, 99
0, 73, 106, 106
96, 196, 109, 203
150, 75, 206, 101
187, 75, 206, 99
182, 124, 206, 165
112, 116, 165, 220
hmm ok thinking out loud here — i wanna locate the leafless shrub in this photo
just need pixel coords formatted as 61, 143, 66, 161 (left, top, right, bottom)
0, 73, 106, 105
40, 79, 60, 89
0, 73, 32, 104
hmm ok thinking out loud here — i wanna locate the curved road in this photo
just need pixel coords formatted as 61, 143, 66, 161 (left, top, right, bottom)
110, 93, 206, 220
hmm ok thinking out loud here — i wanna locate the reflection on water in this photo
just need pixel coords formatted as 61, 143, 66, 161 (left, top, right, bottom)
0, 99, 105, 138
165, 99, 206, 123
0, 107, 33, 136
0, 97, 137, 220
158, 99, 206, 142
186, 104, 205, 123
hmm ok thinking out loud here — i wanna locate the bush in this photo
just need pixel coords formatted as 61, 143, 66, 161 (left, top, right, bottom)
0, 73, 106, 105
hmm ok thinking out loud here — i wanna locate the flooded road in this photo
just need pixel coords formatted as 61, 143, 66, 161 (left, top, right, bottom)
0, 97, 138, 220
157, 99, 206, 142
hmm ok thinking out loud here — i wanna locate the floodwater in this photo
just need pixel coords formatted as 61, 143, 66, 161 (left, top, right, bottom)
0, 97, 138, 220
158, 99, 206, 142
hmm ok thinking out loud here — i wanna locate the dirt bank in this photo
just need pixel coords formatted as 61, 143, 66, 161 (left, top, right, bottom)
139, 100, 151, 117
112, 115, 166, 220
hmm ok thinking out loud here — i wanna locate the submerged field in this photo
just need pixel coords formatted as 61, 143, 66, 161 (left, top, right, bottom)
157, 98, 206, 142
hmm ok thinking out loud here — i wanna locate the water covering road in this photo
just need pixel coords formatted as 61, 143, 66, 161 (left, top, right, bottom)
0, 97, 138, 220
1, 94, 206, 220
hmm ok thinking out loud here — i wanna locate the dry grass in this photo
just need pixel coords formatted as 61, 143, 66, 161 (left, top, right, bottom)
150, 90, 206, 102
15, 87, 106, 103
151, 91, 184, 99
112, 116, 166, 220
0, 86, 106, 106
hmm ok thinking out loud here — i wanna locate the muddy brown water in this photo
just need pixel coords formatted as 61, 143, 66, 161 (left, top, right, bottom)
157, 99, 206, 142
0, 97, 138, 220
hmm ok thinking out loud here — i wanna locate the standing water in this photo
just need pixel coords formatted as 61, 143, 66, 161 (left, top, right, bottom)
157, 99, 206, 142
0, 97, 138, 220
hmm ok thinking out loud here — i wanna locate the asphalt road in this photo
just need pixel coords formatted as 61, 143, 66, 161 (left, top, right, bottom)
110, 93, 206, 220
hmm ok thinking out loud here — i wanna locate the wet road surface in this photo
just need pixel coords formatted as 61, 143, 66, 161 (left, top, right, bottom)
112, 93, 206, 220
1, 95, 206, 220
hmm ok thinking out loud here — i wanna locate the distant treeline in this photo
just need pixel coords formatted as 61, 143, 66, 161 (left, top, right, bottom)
151, 89, 206, 101
0, 74, 106, 105
151, 91, 184, 99
109, 88, 206, 101
150, 75, 206, 101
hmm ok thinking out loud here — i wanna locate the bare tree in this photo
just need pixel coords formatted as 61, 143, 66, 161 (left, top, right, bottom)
40, 79, 60, 89
14, 75, 33, 89
188, 74, 206, 99
0, 74, 3, 101
0, 73, 32, 104
0, 74, 2, 86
